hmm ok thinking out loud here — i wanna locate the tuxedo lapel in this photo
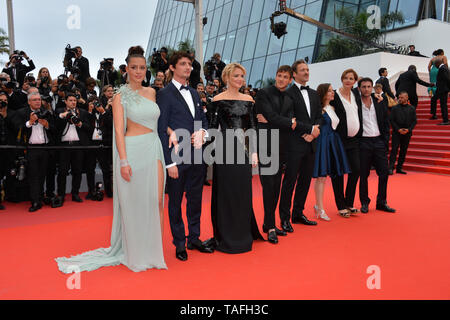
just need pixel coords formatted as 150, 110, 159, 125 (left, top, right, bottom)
169, 82, 194, 119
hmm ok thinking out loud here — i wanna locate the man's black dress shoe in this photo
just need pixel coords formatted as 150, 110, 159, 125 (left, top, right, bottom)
203, 237, 218, 250
262, 224, 287, 236
72, 194, 83, 202
281, 220, 294, 233
430, 115, 437, 120
361, 204, 369, 213
388, 169, 394, 175
187, 240, 214, 253
267, 230, 278, 244
203, 180, 211, 186
437, 122, 450, 125
376, 203, 396, 213
176, 248, 188, 261
29, 202, 42, 213
396, 169, 407, 174
51, 196, 64, 208
293, 214, 317, 226
85, 193, 95, 200
0, 203, 5, 210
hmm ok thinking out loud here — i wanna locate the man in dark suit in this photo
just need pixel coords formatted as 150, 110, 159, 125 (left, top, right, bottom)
395, 65, 433, 108
388, 92, 417, 174
358, 78, 395, 214
157, 51, 213, 261
254, 65, 297, 243
278, 60, 322, 233
52, 93, 92, 207
2, 51, 36, 88
14, 92, 55, 212
73, 47, 91, 85
376, 68, 396, 100
188, 51, 202, 89
434, 57, 450, 125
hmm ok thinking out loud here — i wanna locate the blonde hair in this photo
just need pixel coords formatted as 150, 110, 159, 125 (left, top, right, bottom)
221, 63, 246, 85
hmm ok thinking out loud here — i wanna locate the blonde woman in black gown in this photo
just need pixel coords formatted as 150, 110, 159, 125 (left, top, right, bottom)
206, 63, 263, 254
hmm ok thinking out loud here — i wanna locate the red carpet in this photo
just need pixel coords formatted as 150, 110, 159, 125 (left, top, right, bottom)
0, 172, 449, 300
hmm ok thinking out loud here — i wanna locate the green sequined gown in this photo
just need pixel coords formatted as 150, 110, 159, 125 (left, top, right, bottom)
55, 85, 167, 273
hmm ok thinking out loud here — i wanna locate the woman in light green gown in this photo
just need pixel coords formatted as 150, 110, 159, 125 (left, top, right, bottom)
55, 46, 167, 273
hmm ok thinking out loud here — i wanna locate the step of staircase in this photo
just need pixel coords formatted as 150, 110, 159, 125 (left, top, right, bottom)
402, 163, 450, 175
407, 148, 450, 159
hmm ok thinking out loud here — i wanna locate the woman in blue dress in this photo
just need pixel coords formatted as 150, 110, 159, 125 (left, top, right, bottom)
312, 83, 351, 221
55, 46, 167, 273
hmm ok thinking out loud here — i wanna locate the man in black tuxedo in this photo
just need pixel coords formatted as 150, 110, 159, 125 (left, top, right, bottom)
52, 93, 92, 207
376, 68, 396, 100
73, 47, 91, 85
188, 51, 202, 89
255, 65, 297, 243
358, 78, 395, 214
434, 57, 450, 125
279, 60, 322, 233
157, 51, 213, 261
2, 51, 36, 88
14, 92, 55, 212
395, 65, 433, 108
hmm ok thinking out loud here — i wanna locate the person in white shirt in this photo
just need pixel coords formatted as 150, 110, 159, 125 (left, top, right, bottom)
53, 93, 92, 207
358, 78, 395, 214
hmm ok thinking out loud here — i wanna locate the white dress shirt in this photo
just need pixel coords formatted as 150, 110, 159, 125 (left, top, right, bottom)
337, 90, 360, 137
26, 110, 48, 144
362, 98, 380, 137
59, 111, 80, 142
172, 79, 195, 118
91, 113, 102, 141
294, 81, 311, 118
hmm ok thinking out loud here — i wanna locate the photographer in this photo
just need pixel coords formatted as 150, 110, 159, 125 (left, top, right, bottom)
100, 85, 114, 109
2, 50, 36, 88
14, 92, 55, 212
73, 88, 88, 110
97, 58, 118, 88
0, 91, 17, 210
150, 47, 169, 73
37, 67, 52, 97
204, 53, 226, 83
151, 79, 164, 91
85, 96, 113, 200
189, 51, 202, 89
53, 93, 92, 207
73, 46, 91, 84
117, 64, 127, 86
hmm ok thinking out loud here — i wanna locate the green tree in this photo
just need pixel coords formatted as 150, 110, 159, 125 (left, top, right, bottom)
317, 8, 404, 62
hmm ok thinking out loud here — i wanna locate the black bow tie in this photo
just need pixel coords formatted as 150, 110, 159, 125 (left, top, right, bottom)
180, 85, 189, 91
300, 85, 309, 91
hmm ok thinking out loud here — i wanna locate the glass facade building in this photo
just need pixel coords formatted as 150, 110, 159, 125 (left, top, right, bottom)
147, 0, 444, 87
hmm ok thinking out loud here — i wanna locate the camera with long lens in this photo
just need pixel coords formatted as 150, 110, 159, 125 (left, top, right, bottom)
10, 157, 27, 181
93, 182, 104, 201
38, 77, 51, 96
66, 109, 81, 125
63, 44, 78, 75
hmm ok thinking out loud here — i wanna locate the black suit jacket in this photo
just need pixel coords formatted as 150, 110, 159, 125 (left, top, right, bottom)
13, 106, 56, 145
436, 65, 450, 94
157, 82, 208, 166
395, 70, 431, 99
55, 107, 93, 145
87, 108, 113, 146
285, 84, 322, 153
376, 77, 395, 99
73, 56, 90, 83
330, 89, 363, 148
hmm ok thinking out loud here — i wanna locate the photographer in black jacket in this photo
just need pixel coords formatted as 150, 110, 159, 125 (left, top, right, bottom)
15, 92, 55, 212
204, 53, 226, 84
53, 92, 92, 207
85, 96, 113, 200
97, 58, 118, 88
2, 50, 36, 88
0, 91, 17, 210
150, 47, 169, 73
73, 46, 91, 85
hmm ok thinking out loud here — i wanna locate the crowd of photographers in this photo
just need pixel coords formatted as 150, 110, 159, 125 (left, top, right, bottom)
0, 46, 261, 213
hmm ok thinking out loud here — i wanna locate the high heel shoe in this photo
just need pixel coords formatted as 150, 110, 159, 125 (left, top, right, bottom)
314, 205, 331, 221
